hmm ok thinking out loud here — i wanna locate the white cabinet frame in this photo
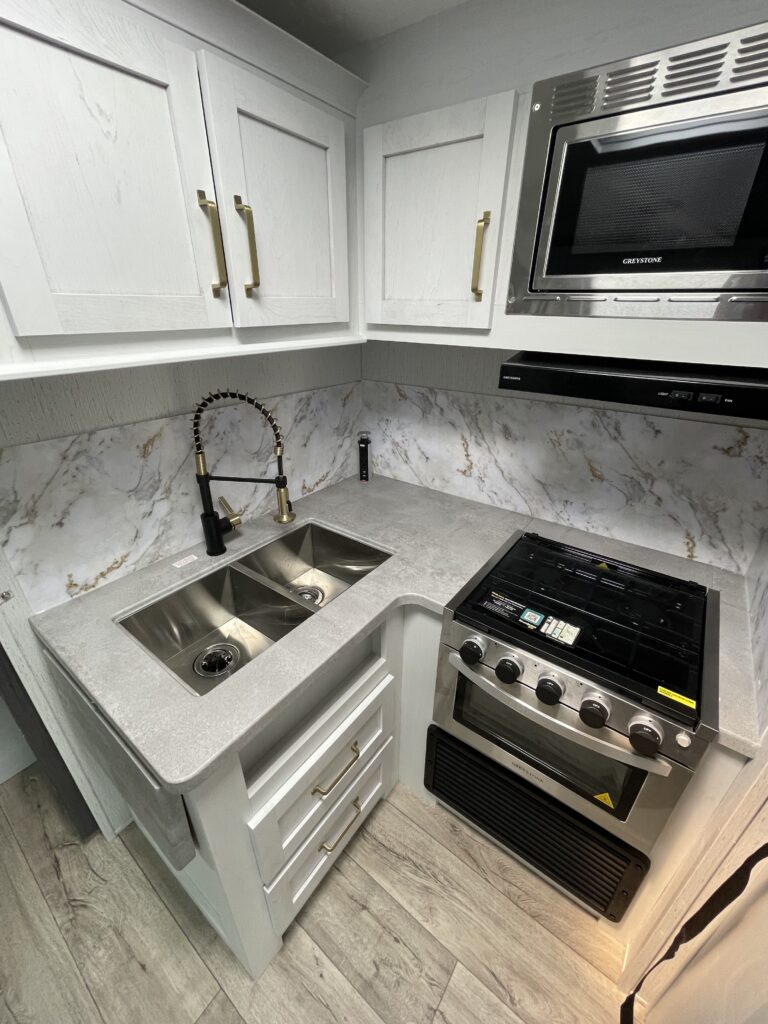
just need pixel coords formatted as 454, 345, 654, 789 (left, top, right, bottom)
199, 51, 350, 328
364, 92, 515, 329
0, 0, 232, 336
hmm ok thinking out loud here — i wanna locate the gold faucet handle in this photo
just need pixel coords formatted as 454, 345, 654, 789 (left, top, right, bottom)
218, 496, 242, 528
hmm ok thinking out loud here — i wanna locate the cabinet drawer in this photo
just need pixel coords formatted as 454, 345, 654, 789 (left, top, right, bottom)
249, 672, 395, 882
264, 736, 395, 934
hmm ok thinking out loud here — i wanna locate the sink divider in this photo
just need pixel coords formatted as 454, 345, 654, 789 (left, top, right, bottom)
230, 561, 321, 615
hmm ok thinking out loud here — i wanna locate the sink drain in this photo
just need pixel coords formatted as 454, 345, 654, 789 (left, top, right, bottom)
292, 584, 325, 605
193, 643, 240, 678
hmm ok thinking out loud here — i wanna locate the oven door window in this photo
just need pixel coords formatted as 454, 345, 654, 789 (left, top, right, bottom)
454, 675, 646, 819
545, 115, 768, 278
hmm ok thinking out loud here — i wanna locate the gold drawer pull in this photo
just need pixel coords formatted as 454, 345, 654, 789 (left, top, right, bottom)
318, 798, 361, 854
234, 194, 261, 295
312, 742, 360, 797
197, 189, 228, 297
471, 210, 491, 301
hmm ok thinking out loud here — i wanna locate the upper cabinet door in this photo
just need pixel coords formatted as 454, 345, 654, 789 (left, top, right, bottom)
198, 52, 349, 328
0, 0, 232, 336
364, 93, 515, 329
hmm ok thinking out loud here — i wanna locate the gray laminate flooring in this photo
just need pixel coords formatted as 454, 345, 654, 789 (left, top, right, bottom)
0, 765, 624, 1024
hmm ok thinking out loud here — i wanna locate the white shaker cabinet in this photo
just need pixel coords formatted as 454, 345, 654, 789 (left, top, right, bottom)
364, 92, 515, 329
0, 0, 232, 336
198, 52, 350, 328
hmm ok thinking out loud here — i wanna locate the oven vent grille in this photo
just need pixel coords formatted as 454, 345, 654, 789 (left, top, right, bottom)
549, 76, 598, 120
424, 726, 649, 922
731, 30, 768, 85
602, 61, 659, 110
661, 43, 728, 97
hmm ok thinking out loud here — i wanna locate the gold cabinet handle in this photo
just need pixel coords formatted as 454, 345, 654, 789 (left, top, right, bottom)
318, 798, 362, 854
471, 210, 491, 301
197, 189, 228, 297
234, 195, 260, 295
311, 742, 360, 797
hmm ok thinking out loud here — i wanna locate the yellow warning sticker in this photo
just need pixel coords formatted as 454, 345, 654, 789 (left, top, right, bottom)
594, 792, 615, 809
657, 686, 697, 709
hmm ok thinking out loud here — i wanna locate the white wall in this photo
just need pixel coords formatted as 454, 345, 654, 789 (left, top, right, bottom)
341, 0, 768, 126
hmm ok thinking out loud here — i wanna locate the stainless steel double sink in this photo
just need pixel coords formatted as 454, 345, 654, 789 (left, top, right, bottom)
119, 524, 390, 696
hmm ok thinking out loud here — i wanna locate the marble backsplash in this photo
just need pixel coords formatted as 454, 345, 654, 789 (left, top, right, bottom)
0, 383, 360, 613
361, 380, 768, 575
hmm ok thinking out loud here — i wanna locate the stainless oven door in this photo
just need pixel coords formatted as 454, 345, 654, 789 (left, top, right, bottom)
434, 647, 692, 854
532, 86, 768, 294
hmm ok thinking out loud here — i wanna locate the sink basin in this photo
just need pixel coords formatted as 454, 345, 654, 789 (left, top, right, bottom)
119, 524, 390, 694
236, 523, 390, 608
120, 564, 313, 696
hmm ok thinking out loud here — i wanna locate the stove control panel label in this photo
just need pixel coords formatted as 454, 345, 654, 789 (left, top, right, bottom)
480, 591, 581, 645
541, 616, 581, 646
521, 607, 545, 627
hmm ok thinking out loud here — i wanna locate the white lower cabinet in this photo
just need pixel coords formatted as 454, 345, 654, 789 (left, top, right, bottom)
263, 737, 395, 933
248, 669, 396, 881
244, 651, 399, 934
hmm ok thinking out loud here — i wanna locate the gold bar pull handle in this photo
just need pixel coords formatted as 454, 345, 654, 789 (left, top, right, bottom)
197, 189, 228, 297
471, 210, 491, 301
318, 798, 362, 854
234, 195, 260, 295
311, 742, 360, 797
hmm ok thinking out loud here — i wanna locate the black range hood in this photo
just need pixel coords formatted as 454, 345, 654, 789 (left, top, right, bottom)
498, 352, 768, 421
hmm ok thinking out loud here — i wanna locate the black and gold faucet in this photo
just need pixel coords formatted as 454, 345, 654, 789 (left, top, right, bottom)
192, 390, 295, 556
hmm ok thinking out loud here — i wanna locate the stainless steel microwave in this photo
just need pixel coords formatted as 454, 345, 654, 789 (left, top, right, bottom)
507, 22, 768, 321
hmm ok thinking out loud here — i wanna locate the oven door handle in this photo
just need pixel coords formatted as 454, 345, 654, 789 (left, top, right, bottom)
449, 653, 673, 778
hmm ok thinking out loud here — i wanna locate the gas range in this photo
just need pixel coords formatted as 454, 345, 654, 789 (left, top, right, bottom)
446, 532, 719, 768
427, 531, 720, 919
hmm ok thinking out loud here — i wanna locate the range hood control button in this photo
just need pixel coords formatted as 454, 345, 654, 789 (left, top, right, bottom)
495, 657, 523, 684
536, 674, 563, 705
629, 715, 665, 757
459, 637, 486, 666
579, 693, 611, 729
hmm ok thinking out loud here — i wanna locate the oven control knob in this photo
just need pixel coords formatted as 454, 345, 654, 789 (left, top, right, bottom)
629, 716, 665, 757
536, 674, 564, 705
495, 657, 523, 684
459, 637, 486, 666
579, 693, 611, 729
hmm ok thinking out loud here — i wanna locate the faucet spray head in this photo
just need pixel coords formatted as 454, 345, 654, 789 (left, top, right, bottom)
274, 482, 296, 524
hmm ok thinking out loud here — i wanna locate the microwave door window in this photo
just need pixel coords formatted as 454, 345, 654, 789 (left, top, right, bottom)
546, 119, 768, 279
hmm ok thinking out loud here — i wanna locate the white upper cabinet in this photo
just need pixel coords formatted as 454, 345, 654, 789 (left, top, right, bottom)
364, 93, 515, 329
0, 0, 232, 336
198, 52, 349, 328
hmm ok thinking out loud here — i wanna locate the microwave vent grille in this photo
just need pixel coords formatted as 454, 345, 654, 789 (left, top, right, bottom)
602, 61, 659, 110
661, 42, 728, 97
549, 76, 598, 120
731, 30, 768, 85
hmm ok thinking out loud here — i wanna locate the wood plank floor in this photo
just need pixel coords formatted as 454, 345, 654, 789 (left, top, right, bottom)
0, 765, 624, 1024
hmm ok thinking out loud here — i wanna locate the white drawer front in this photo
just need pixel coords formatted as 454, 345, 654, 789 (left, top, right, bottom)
264, 736, 395, 934
249, 673, 395, 882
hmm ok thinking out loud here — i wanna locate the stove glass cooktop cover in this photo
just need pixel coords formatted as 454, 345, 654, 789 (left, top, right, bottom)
457, 533, 707, 723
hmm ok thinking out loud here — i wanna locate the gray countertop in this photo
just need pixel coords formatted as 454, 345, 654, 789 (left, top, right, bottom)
31, 476, 760, 791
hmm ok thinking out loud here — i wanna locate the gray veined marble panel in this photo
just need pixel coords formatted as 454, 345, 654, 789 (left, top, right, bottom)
362, 380, 768, 575
747, 530, 768, 737
0, 383, 361, 613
